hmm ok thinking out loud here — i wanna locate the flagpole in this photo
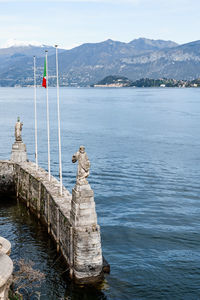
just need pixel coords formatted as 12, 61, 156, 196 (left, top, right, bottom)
33, 56, 38, 170
45, 50, 51, 181
55, 45, 63, 196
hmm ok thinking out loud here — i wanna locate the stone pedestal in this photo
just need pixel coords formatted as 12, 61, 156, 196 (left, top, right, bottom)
70, 184, 103, 282
11, 141, 27, 163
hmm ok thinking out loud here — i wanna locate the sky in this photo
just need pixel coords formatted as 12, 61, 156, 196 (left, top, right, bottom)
0, 0, 200, 49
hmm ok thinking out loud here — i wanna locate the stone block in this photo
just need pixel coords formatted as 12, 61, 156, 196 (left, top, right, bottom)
72, 185, 94, 199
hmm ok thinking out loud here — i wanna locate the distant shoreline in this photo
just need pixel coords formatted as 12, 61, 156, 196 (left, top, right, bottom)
0, 85, 199, 89
92, 76, 200, 88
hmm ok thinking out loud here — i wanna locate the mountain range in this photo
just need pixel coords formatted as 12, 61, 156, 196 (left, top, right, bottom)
1, 38, 200, 86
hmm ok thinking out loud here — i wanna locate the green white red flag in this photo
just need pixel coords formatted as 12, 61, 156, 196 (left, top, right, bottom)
42, 58, 47, 88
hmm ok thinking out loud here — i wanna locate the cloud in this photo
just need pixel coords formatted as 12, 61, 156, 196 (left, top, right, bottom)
1, 39, 44, 48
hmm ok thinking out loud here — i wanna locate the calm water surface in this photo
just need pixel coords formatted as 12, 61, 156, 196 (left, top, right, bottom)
0, 87, 200, 299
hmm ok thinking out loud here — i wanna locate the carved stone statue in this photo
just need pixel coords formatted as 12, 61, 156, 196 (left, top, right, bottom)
72, 146, 90, 185
11, 118, 27, 163
15, 117, 23, 142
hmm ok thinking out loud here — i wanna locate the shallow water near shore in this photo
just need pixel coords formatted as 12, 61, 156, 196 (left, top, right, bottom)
1, 87, 200, 299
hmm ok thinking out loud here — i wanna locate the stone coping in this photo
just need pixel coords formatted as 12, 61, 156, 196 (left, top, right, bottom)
0, 237, 11, 255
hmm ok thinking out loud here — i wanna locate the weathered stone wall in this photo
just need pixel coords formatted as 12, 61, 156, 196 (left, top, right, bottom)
14, 162, 103, 282
14, 162, 73, 269
0, 161, 15, 197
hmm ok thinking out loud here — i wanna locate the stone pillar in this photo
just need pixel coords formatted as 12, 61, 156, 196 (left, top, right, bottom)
11, 141, 27, 163
70, 183, 103, 282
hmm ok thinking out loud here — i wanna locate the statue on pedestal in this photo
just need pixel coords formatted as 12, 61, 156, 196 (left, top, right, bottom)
71, 147, 103, 280
15, 117, 23, 142
11, 117, 27, 163
72, 146, 90, 185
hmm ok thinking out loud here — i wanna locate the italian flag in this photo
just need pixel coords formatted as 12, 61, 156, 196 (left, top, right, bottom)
42, 58, 47, 88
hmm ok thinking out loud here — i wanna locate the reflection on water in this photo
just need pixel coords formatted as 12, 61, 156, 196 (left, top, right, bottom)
1, 87, 200, 299
0, 197, 107, 300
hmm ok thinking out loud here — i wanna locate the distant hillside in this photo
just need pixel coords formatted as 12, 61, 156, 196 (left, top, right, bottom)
1, 38, 200, 86
0, 45, 65, 87
50, 38, 178, 86
93, 75, 132, 87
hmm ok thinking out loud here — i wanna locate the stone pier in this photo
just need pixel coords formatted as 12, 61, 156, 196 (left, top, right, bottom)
0, 122, 109, 283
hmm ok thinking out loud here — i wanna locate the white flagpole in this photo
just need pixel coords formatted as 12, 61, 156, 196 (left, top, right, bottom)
33, 56, 38, 170
45, 50, 51, 181
55, 45, 63, 196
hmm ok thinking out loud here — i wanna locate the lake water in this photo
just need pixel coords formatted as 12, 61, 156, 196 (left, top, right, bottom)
0, 87, 200, 299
